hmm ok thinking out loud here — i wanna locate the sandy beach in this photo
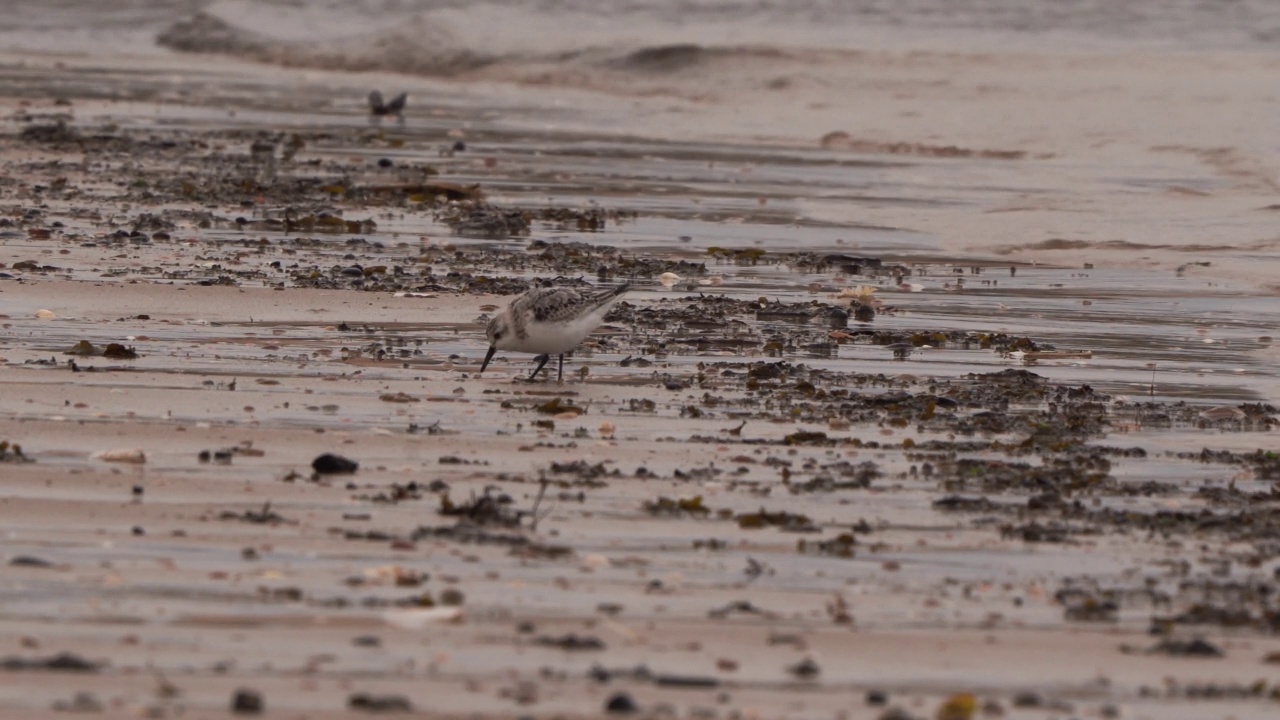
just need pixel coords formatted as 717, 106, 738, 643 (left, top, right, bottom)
3, 3, 1280, 717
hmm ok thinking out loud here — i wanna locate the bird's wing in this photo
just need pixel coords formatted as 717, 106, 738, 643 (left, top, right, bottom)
515, 287, 588, 323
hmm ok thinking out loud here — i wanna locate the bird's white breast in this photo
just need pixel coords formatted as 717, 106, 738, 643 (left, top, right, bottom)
499, 305, 612, 355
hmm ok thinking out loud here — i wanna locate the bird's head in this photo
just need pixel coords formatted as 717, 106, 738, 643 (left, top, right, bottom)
480, 314, 511, 373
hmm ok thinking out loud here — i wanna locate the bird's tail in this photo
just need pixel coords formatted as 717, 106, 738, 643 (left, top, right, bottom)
587, 283, 630, 312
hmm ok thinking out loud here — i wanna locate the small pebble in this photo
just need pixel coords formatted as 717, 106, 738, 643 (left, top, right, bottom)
787, 657, 820, 679
349, 693, 412, 712
605, 691, 639, 714
231, 688, 263, 714
312, 453, 359, 475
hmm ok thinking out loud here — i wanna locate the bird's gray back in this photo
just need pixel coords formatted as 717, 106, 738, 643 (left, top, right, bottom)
517, 286, 624, 324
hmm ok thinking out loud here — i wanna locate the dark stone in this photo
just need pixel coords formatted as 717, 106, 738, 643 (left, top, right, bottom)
1150, 637, 1224, 657
866, 690, 888, 705
0, 652, 100, 672
231, 688, 264, 714
787, 657, 821, 679
313, 453, 359, 475
654, 674, 718, 688
349, 693, 413, 712
605, 691, 639, 714
535, 633, 605, 651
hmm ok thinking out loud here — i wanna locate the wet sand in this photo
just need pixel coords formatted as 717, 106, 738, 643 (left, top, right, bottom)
2, 46, 1280, 720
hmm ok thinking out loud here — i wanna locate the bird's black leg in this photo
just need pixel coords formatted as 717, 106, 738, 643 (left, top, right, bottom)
557, 353, 565, 382
527, 354, 551, 381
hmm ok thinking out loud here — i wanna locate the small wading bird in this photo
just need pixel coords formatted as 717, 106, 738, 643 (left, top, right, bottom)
480, 284, 631, 382
368, 90, 407, 119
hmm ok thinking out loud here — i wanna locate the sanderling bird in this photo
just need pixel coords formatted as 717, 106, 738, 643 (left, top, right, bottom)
480, 284, 631, 382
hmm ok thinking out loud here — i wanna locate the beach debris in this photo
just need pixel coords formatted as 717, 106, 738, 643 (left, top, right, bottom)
52, 691, 104, 713
655, 674, 719, 688
605, 692, 639, 714
230, 689, 264, 715
312, 453, 358, 475
219, 503, 286, 525
1148, 637, 1224, 658
935, 693, 977, 720
708, 600, 776, 620
828, 306, 848, 328
838, 284, 880, 299
0, 652, 100, 672
438, 488, 521, 526
534, 397, 584, 415
198, 448, 232, 464
851, 301, 876, 323
33, 309, 56, 319
800, 533, 857, 559
818, 132, 1027, 159
198, 441, 264, 464
358, 564, 427, 587
536, 633, 605, 651
382, 607, 464, 630
0, 441, 31, 464
784, 430, 827, 445
787, 657, 821, 680
707, 246, 767, 265
737, 508, 817, 532
9, 556, 53, 569
643, 495, 711, 517
65, 340, 98, 356
93, 448, 146, 464
349, 693, 413, 713
1019, 349, 1092, 364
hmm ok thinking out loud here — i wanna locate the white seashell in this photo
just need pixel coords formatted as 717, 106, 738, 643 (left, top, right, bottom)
383, 607, 463, 630
837, 285, 877, 299
93, 448, 147, 464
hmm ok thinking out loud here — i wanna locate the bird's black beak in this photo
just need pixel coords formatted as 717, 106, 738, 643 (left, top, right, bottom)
480, 345, 497, 373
